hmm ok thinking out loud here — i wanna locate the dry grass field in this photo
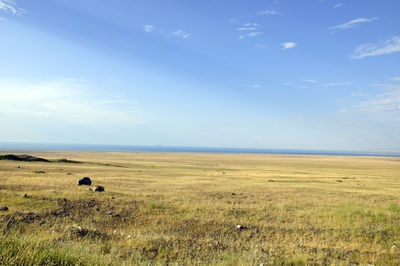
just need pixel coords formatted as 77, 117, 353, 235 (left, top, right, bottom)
0, 150, 399, 265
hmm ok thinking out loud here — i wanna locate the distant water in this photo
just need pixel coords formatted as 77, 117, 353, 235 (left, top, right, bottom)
1, 142, 399, 157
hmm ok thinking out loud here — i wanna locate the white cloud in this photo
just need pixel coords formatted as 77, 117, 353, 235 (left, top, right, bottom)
350, 84, 400, 113
257, 9, 280, 16
351, 36, 400, 59
281, 42, 297, 49
0, 0, 25, 15
331, 17, 378, 31
237, 23, 263, 39
0, 79, 141, 125
171, 30, 191, 39
301, 79, 318, 83
237, 27, 257, 31
323, 82, 353, 87
244, 23, 258, 27
144, 24, 154, 33
252, 84, 262, 88
240, 32, 263, 39
389, 77, 400, 82
334, 2, 344, 8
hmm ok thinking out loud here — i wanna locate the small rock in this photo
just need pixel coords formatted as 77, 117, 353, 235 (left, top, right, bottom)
236, 224, 248, 230
127, 235, 131, 239
87, 188, 93, 191
111, 196, 115, 199
78, 177, 92, 186
17, 166, 20, 168
0, 206, 8, 211
95, 186, 105, 192
391, 245, 398, 253
268, 179, 274, 182
231, 192, 236, 196
23, 193, 28, 198
222, 172, 226, 174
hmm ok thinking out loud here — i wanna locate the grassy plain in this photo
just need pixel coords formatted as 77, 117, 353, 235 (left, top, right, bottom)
0, 150, 399, 265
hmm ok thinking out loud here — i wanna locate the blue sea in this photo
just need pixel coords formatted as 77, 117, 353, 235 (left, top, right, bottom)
0, 142, 399, 157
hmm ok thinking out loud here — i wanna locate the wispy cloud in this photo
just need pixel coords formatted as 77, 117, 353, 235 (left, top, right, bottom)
334, 2, 344, 8
257, 9, 280, 16
0, 79, 141, 125
351, 36, 400, 59
237, 27, 257, 31
237, 23, 263, 39
281, 42, 297, 50
240, 32, 263, 39
323, 82, 353, 87
350, 84, 400, 114
390, 77, 400, 82
331, 17, 378, 32
252, 84, 262, 88
144, 24, 155, 33
301, 79, 318, 83
0, 0, 25, 15
171, 30, 191, 39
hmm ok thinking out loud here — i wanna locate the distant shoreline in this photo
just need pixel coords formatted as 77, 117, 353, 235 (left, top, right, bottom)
1, 143, 399, 157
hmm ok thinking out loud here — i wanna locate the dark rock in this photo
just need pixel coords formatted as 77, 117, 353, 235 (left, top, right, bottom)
23, 194, 28, 198
78, 177, 92, 186
0, 206, 8, 211
17, 166, 20, 168
95, 186, 105, 192
236, 224, 247, 230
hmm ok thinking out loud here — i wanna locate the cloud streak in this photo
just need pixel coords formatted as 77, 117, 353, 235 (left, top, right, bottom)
171, 30, 191, 39
350, 84, 400, 114
237, 23, 263, 39
351, 36, 400, 59
331, 17, 378, 32
0, 0, 25, 15
334, 3, 344, 8
257, 9, 280, 16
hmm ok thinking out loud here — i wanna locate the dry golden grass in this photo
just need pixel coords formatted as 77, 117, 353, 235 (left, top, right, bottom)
0, 150, 400, 265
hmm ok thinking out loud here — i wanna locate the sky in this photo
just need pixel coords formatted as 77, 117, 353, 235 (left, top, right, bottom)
0, 0, 400, 151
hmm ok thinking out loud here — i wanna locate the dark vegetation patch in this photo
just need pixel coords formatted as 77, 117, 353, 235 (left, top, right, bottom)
0, 154, 82, 164
0, 154, 50, 162
33, 170, 46, 174
54, 158, 82, 164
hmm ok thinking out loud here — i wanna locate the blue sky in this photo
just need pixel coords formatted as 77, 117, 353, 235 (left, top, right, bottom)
1, 0, 400, 151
